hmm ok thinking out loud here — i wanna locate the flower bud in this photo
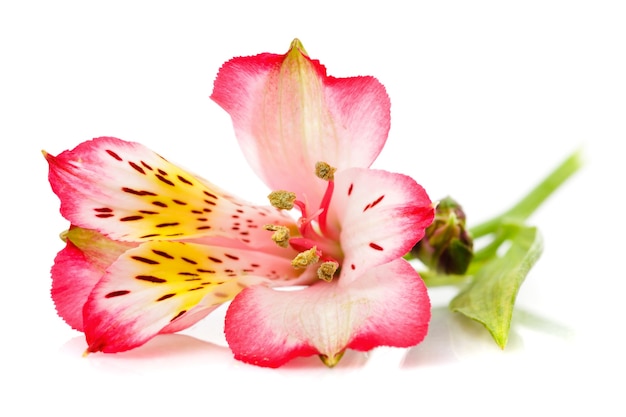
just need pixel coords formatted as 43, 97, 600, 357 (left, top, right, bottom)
411, 196, 473, 275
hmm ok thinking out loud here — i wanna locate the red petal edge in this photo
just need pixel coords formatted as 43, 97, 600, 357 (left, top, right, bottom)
225, 259, 430, 368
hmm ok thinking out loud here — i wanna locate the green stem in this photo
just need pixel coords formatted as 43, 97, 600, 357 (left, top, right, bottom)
420, 271, 471, 287
469, 148, 584, 238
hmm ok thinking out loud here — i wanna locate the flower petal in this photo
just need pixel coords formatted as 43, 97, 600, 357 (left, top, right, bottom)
225, 259, 430, 368
83, 240, 302, 353
330, 168, 434, 285
211, 39, 391, 205
51, 227, 136, 331
45, 137, 296, 244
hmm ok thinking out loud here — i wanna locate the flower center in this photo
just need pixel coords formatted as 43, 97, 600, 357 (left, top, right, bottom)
265, 161, 341, 281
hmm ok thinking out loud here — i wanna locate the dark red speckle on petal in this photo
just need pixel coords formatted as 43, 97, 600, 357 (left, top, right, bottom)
178, 175, 193, 185
129, 161, 146, 174
171, 310, 186, 322
156, 293, 176, 301
363, 195, 385, 212
120, 215, 144, 221
152, 249, 174, 259
135, 275, 167, 283
106, 149, 122, 161
131, 256, 159, 265
156, 222, 180, 228
156, 174, 175, 186
123, 187, 157, 196
369, 242, 384, 251
181, 257, 198, 265
105, 290, 130, 298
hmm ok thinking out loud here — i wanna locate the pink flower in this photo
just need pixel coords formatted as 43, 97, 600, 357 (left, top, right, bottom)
45, 137, 308, 353
212, 39, 434, 367
44, 39, 434, 367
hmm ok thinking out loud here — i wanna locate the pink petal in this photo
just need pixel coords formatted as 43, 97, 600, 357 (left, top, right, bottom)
83, 240, 302, 353
330, 168, 434, 285
45, 137, 297, 245
211, 39, 391, 207
225, 259, 430, 368
51, 227, 136, 331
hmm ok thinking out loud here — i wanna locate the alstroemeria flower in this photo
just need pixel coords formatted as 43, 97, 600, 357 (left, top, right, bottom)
45, 39, 434, 367
45, 137, 310, 353
211, 39, 435, 367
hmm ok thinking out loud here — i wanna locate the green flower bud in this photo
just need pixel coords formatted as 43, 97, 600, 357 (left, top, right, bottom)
411, 196, 474, 275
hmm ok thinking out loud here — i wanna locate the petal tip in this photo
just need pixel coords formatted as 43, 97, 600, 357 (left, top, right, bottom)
319, 351, 344, 368
289, 38, 308, 56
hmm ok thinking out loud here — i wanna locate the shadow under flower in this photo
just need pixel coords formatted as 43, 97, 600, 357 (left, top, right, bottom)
59, 332, 370, 372
401, 306, 522, 368
60, 333, 233, 375
512, 308, 575, 341
279, 349, 371, 370
55, 306, 574, 372
402, 304, 575, 368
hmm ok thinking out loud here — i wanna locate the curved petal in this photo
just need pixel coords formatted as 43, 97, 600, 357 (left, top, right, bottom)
330, 168, 434, 285
225, 259, 431, 368
45, 137, 296, 245
211, 39, 390, 206
83, 240, 303, 353
51, 227, 136, 331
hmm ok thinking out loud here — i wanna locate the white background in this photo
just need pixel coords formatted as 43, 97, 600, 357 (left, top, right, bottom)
1, 1, 624, 415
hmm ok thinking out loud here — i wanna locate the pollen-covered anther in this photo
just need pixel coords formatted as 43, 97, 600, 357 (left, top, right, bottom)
263, 224, 291, 248
268, 190, 296, 210
315, 161, 336, 181
317, 261, 339, 282
291, 247, 320, 269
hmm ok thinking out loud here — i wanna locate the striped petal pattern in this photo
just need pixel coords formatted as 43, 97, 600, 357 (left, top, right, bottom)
46, 137, 295, 244
45, 137, 304, 353
84, 240, 298, 352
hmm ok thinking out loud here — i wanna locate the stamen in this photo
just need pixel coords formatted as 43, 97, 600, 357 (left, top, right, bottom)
317, 178, 334, 235
291, 247, 320, 269
298, 207, 323, 230
317, 261, 339, 282
315, 161, 336, 181
263, 224, 291, 248
268, 190, 297, 210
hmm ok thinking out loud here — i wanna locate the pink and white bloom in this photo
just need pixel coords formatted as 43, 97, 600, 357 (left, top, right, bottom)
45, 39, 434, 367
212, 39, 434, 367
45, 137, 308, 353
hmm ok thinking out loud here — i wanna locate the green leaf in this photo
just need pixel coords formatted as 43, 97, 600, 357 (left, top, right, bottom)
449, 225, 543, 348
